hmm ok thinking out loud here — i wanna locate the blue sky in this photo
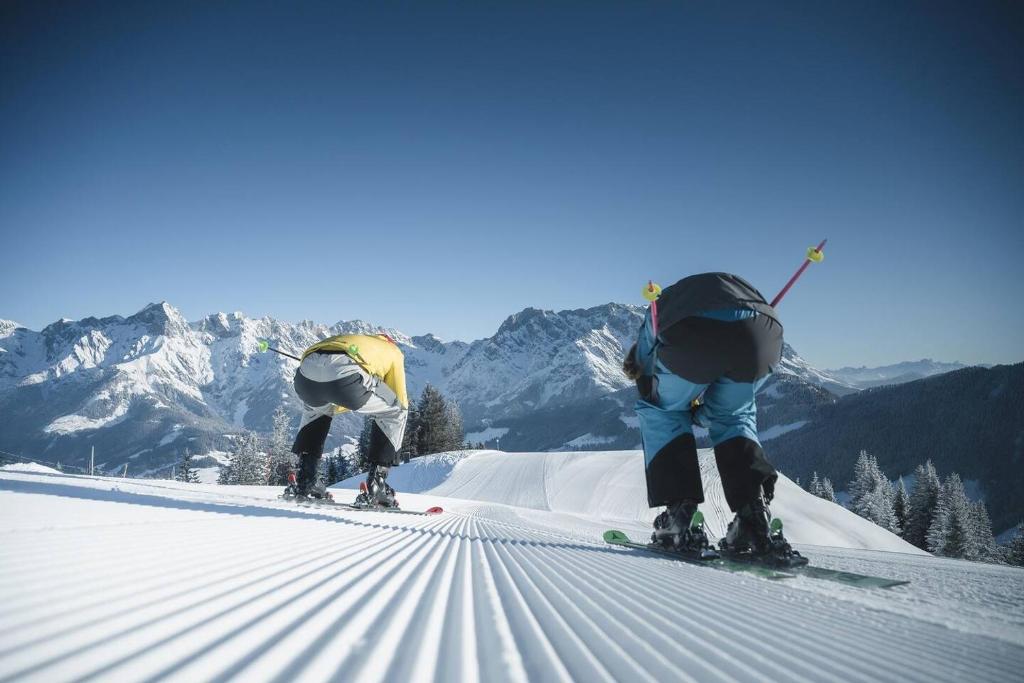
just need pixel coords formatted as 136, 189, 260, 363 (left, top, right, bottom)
1, 2, 1021, 368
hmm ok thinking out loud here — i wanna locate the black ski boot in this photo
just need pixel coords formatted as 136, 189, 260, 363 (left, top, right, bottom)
278, 459, 300, 500
293, 453, 333, 503
280, 470, 300, 500
354, 464, 398, 508
719, 497, 806, 567
652, 501, 718, 558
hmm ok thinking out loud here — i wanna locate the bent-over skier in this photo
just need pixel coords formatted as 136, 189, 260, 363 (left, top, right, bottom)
287, 333, 408, 507
624, 272, 804, 565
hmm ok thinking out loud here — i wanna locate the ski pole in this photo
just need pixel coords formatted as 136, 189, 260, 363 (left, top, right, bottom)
770, 239, 827, 308
257, 339, 301, 362
643, 280, 663, 337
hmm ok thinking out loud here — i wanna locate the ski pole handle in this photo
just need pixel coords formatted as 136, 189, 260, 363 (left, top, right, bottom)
770, 239, 827, 308
643, 280, 662, 337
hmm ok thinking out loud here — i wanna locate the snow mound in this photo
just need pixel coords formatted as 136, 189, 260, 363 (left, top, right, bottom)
352, 449, 924, 553
0, 462, 62, 474
337, 450, 477, 493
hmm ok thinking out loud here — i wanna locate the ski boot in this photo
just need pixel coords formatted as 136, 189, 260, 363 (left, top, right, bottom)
292, 453, 333, 504
651, 501, 718, 558
354, 464, 398, 509
719, 497, 806, 567
280, 470, 300, 500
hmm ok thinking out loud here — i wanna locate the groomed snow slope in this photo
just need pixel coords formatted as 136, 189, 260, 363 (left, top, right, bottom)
1, 463, 1022, 683
340, 449, 924, 554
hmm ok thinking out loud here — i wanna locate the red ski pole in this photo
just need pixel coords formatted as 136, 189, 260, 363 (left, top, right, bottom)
770, 239, 827, 308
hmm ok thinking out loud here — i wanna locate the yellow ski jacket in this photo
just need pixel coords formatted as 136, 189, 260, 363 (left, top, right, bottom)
301, 334, 409, 410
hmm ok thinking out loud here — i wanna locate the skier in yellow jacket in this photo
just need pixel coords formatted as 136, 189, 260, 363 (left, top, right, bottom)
288, 333, 409, 506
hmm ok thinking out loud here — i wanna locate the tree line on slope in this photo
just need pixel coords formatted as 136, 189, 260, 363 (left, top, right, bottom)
766, 363, 1024, 536
802, 450, 1024, 566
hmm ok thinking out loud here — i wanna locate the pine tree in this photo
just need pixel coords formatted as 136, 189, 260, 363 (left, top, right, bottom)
217, 459, 233, 485
808, 471, 822, 497
893, 477, 908, 536
847, 451, 897, 531
927, 473, 974, 559
848, 451, 872, 511
326, 457, 339, 486
445, 402, 464, 451
820, 477, 837, 503
176, 448, 200, 484
334, 449, 354, 482
967, 500, 998, 563
342, 446, 360, 481
1008, 524, 1024, 566
905, 460, 942, 550
415, 384, 464, 454
221, 431, 269, 485
943, 508, 967, 558
356, 419, 373, 474
266, 407, 294, 485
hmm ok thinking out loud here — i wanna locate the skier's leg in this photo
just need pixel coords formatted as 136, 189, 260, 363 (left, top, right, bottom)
635, 371, 707, 508
704, 376, 804, 562
356, 383, 407, 506
356, 375, 408, 453
368, 418, 402, 466
702, 377, 778, 512
289, 403, 334, 497
701, 312, 782, 512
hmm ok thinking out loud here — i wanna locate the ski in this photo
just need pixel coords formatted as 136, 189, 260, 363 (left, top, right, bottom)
603, 530, 795, 580
718, 552, 910, 588
603, 530, 909, 588
333, 501, 445, 516
279, 494, 443, 516
786, 564, 908, 588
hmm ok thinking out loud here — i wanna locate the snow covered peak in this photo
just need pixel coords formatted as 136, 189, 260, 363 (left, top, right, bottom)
0, 320, 21, 338
778, 343, 857, 396
127, 301, 189, 335
329, 320, 413, 345
409, 333, 465, 354
446, 303, 643, 421
494, 303, 642, 341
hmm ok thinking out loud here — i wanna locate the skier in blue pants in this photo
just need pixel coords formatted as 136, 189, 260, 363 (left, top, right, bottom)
624, 272, 799, 562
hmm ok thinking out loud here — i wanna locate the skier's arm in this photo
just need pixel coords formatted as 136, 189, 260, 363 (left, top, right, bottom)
633, 309, 659, 402
635, 307, 658, 372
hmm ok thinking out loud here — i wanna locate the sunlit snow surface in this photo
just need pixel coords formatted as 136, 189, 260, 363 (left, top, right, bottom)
1, 453, 1022, 683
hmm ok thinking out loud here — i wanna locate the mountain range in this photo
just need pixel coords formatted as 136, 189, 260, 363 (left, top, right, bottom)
825, 359, 976, 390
1, 301, 844, 472
765, 363, 1024, 534
5, 301, 1013, 531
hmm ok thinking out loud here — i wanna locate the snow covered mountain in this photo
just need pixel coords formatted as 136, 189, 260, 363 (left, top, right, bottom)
445, 304, 640, 422
0, 302, 843, 474
779, 343, 858, 395
826, 359, 975, 389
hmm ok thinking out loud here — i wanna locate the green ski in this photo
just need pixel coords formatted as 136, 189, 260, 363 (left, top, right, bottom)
603, 529, 795, 580
604, 530, 910, 588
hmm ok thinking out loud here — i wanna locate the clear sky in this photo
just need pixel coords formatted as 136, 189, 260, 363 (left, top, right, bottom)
1, 1, 1021, 368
